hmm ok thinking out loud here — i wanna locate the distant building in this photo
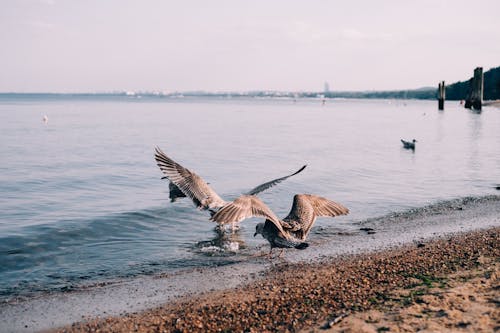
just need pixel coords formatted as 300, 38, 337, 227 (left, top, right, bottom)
324, 82, 330, 94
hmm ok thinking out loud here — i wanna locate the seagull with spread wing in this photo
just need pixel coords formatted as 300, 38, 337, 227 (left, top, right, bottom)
154, 147, 306, 227
210, 194, 349, 257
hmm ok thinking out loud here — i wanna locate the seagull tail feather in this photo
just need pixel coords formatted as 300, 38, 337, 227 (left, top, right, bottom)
294, 242, 309, 250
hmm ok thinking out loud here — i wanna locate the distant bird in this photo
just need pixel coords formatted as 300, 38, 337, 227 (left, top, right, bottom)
401, 139, 417, 150
154, 146, 307, 221
211, 194, 349, 258
42, 115, 48, 124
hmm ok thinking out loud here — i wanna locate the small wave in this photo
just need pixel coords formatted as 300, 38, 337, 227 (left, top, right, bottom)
200, 245, 226, 254
197, 241, 241, 256
357, 195, 500, 227
0, 206, 250, 301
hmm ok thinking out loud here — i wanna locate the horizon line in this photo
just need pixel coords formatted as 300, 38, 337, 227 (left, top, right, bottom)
0, 87, 436, 95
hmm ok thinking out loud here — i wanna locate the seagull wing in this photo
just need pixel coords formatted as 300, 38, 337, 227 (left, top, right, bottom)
211, 195, 291, 239
284, 194, 349, 240
168, 181, 186, 202
263, 220, 307, 249
245, 165, 307, 195
154, 146, 225, 210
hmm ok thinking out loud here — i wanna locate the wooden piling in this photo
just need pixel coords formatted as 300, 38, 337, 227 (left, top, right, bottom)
465, 67, 483, 111
438, 81, 445, 110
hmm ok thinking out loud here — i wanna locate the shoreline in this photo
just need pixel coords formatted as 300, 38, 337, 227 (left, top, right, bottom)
1, 195, 499, 332
57, 227, 499, 333
483, 99, 500, 108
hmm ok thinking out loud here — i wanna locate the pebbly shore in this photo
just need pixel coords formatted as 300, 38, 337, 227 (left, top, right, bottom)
54, 226, 499, 333
1, 195, 498, 333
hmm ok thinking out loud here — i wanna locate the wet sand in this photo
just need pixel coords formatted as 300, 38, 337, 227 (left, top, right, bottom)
1, 196, 499, 332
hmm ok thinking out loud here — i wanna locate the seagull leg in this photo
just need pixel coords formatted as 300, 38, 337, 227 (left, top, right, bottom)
268, 248, 274, 260
215, 223, 225, 234
278, 249, 285, 258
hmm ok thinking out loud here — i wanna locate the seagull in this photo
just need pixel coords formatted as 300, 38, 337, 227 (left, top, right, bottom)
211, 194, 349, 257
254, 220, 309, 258
401, 139, 417, 150
154, 146, 307, 221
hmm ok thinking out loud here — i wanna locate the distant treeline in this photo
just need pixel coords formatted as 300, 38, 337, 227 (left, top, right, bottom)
319, 66, 500, 101
445, 66, 500, 100
319, 88, 436, 100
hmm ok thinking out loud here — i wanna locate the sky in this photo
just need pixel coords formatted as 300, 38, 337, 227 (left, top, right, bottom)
1, 0, 499, 93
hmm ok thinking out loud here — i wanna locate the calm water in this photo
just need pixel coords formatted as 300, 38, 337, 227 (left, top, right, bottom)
0, 95, 499, 300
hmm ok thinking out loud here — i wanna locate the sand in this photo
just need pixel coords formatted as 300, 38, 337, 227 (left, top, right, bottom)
305, 254, 499, 333
483, 100, 500, 108
52, 227, 499, 333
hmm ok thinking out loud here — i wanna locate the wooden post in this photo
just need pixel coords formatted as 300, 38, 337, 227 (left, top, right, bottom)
472, 67, 483, 110
464, 78, 473, 109
465, 67, 483, 110
438, 81, 445, 110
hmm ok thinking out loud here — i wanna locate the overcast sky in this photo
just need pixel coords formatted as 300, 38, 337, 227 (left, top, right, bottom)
1, 0, 499, 93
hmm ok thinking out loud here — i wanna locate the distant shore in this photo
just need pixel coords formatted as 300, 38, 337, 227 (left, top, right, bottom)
2, 93, 500, 108
484, 99, 500, 108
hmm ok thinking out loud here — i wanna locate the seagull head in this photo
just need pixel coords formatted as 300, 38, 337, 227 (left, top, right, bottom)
254, 223, 265, 237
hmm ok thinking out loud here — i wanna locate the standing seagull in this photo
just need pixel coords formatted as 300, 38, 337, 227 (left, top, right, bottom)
401, 139, 417, 150
154, 146, 306, 220
211, 194, 349, 257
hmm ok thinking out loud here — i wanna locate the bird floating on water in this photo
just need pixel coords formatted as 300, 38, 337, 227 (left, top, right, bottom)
154, 146, 307, 226
211, 194, 349, 258
401, 139, 417, 150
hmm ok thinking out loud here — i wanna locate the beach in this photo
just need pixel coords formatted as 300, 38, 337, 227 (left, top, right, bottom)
483, 100, 500, 108
25, 196, 495, 332
53, 227, 499, 333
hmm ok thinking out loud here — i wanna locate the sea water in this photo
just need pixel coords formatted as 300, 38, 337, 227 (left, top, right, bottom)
0, 95, 499, 301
